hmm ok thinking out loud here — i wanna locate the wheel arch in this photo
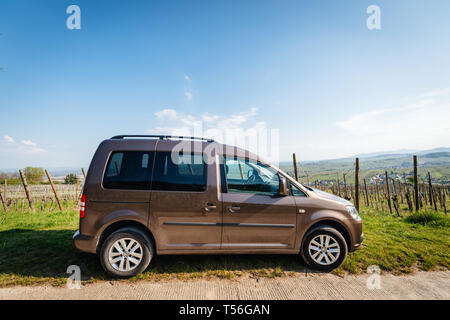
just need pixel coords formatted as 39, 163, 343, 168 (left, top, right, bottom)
96, 220, 156, 254
301, 219, 352, 252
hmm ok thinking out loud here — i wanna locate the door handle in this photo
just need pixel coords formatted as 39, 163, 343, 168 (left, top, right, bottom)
228, 205, 240, 213
203, 204, 217, 213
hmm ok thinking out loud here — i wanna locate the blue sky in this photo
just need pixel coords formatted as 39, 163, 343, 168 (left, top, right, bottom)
1, 0, 450, 169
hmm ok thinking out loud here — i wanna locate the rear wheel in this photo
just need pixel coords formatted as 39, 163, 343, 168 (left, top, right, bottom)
301, 226, 347, 272
100, 227, 154, 277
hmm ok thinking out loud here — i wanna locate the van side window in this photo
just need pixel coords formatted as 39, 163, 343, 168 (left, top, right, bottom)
224, 157, 279, 196
291, 183, 307, 197
103, 151, 153, 190
151, 152, 206, 192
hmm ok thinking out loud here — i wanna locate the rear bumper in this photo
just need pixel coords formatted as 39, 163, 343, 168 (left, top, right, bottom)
73, 230, 97, 254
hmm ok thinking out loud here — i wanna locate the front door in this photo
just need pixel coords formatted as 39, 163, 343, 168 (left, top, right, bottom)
149, 151, 222, 251
221, 157, 297, 249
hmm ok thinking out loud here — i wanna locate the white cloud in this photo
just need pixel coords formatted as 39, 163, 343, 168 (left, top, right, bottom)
335, 93, 450, 154
201, 114, 219, 122
155, 109, 178, 120
0, 136, 45, 154
148, 107, 279, 163
21, 140, 37, 146
3, 135, 14, 143
184, 75, 191, 81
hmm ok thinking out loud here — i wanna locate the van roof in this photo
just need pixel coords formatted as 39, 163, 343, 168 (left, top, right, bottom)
110, 135, 215, 142
105, 135, 263, 163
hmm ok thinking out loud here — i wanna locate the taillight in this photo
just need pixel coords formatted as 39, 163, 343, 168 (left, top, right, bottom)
80, 194, 86, 218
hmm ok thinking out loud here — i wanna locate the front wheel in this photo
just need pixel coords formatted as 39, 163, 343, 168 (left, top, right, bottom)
301, 226, 348, 272
100, 227, 154, 278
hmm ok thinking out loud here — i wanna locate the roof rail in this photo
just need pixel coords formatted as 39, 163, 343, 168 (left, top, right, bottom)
110, 135, 215, 142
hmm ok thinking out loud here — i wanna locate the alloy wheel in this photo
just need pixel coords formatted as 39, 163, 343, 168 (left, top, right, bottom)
308, 234, 341, 265
108, 238, 143, 272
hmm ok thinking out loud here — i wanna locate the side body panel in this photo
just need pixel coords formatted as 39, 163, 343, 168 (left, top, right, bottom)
78, 139, 156, 250
221, 193, 297, 249
148, 141, 223, 251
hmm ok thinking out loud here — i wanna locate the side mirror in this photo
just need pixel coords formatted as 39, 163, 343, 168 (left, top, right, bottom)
279, 176, 288, 196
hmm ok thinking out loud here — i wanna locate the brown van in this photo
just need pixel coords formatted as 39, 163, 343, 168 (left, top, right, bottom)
73, 135, 363, 277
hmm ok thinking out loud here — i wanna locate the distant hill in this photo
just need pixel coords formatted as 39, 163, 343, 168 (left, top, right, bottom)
353, 147, 450, 159
279, 148, 450, 183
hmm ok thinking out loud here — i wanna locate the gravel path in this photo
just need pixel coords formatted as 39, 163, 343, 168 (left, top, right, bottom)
0, 271, 448, 300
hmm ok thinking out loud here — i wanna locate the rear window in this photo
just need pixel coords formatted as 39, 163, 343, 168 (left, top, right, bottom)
103, 151, 153, 190
151, 152, 207, 192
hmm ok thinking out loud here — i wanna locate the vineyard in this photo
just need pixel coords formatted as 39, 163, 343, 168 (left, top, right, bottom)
0, 169, 84, 212
288, 154, 449, 217
0, 184, 83, 212
0, 154, 449, 216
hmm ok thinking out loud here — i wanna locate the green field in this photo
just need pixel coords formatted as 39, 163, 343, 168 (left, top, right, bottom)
0, 206, 449, 287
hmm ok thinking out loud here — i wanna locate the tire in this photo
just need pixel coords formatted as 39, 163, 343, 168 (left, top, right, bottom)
301, 225, 348, 272
100, 227, 154, 278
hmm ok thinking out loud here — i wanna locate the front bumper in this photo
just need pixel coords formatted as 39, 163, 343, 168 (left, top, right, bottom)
352, 232, 364, 251
73, 230, 97, 254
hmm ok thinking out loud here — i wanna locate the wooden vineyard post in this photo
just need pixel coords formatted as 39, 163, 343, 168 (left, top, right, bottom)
438, 188, 444, 211
45, 170, 63, 211
363, 179, 369, 207
427, 172, 433, 206
19, 170, 35, 212
375, 180, 379, 211
355, 158, 360, 212
405, 189, 413, 212
0, 191, 6, 211
443, 191, 447, 216
421, 181, 426, 208
392, 178, 397, 195
343, 173, 348, 199
292, 153, 299, 182
392, 194, 401, 217
81, 168, 86, 179
336, 173, 341, 197
413, 155, 419, 212
427, 172, 438, 212
399, 181, 405, 204
385, 171, 392, 214
4, 179, 6, 202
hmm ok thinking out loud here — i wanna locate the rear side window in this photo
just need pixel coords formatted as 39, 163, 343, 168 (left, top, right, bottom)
151, 152, 207, 192
103, 151, 154, 190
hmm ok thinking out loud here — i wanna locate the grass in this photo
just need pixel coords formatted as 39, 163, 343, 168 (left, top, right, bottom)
404, 210, 450, 227
0, 207, 449, 287
339, 208, 450, 274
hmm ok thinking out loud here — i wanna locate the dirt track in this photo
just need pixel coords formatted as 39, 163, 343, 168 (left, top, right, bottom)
0, 271, 448, 300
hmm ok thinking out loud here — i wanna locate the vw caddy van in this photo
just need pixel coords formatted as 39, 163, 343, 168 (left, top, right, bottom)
73, 135, 363, 277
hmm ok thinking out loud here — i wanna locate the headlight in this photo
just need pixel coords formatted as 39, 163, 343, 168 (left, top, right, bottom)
346, 206, 361, 220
